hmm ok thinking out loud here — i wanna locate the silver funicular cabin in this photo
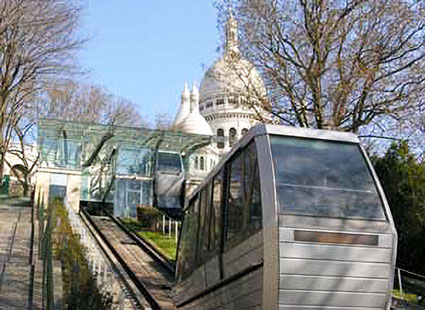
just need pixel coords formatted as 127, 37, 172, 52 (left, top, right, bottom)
174, 124, 397, 310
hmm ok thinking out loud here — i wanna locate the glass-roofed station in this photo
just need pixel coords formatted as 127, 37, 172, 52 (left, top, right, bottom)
35, 119, 212, 218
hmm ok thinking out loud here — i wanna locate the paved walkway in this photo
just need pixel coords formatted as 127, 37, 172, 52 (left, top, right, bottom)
0, 198, 33, 309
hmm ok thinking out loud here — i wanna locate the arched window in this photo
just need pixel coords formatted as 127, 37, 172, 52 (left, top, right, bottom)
229, 128, 237, 147
241, 128, 248, 136
228, 96, 237, 107
195, 156, 199, 169
200, 156, 205, 170
217, 129, 225, 149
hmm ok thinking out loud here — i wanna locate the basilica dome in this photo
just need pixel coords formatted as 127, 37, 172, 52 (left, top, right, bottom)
198, 13, 270, 123
199, 52, 266, 103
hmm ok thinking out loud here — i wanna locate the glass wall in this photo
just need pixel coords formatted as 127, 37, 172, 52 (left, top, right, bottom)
114, 179, 152, 217
116, 146, 152, 176
56, 139, 82, 169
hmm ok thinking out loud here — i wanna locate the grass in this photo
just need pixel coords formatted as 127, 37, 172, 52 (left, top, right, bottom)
393, 289, 420, 303
122, 219, 177, 261
138, 231, 177, 261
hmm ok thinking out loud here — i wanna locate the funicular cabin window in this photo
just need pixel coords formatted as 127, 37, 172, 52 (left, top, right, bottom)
117, 147, 151, 175
198, 184, 213, 264
177, 194, 200, 281
210, 171, 223, 253
225, 141, 262, 249
157, 152, 182, 173
270, 136, 386, 220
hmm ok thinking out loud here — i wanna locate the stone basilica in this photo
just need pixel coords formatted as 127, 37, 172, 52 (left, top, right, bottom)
172, 13, 273, 193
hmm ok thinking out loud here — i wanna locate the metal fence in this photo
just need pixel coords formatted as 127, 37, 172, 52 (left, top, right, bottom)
37, 191, 55, 310
393, 267, 425, 308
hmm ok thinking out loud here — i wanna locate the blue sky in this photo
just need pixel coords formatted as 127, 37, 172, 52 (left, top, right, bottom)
79, 1, 220, 123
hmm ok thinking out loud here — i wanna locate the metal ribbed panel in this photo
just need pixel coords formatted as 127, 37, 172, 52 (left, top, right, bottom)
279, 306, 384, 310
279, 228, 393, 308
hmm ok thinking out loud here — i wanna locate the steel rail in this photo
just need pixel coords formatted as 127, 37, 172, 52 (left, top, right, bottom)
112, 215, 175, 275
81, 207, 163, 310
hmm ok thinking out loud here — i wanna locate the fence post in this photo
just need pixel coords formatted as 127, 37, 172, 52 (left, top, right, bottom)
162, 215, 165, 235
175, 221, 178, 243
169, 217, 171, 237
398, 268, 403, 296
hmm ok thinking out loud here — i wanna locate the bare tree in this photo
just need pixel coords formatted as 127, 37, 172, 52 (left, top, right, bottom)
42, 81, 147, 127
216, 0, 425, 135
154, 112, 173, 130
5, 121, 39, 196
0, 0, 84, 184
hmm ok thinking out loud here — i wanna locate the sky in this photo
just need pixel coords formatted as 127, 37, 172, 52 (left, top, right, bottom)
79, 1, 220, 124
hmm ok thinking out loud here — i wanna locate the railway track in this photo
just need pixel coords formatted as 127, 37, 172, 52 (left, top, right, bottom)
81, 208, 175, 310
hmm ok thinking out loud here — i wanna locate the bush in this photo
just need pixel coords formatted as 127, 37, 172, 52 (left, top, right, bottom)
52, 200, 112, 309
137, 207, 162, 230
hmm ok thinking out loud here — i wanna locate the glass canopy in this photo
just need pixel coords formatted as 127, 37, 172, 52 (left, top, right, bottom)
38, 119, 213, 216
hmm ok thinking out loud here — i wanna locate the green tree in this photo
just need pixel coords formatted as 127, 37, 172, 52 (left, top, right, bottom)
373, 141, 425, 274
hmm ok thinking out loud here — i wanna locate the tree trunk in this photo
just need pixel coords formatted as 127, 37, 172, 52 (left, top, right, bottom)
0, 151, 4, 190
23, 174, 30, 197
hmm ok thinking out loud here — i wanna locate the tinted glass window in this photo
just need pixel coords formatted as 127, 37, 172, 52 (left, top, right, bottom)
177, 194, 200, 281
226, 141, 262, 249
227, 151, 244, 241
270, 136, 385, 220
198, 184, 213, 264
157, 152, 182, 173
210, 171, 223, 253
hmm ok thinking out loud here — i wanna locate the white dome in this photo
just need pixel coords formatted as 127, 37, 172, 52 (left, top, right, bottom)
199, 52, 266, 103
173, 82, 191, 127
177, 83, 213, 136
179, 112, 213, 136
